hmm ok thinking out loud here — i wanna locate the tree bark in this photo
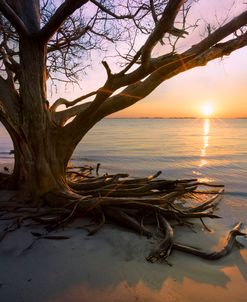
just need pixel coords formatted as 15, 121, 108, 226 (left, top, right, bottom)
0, 34, 95, 199
0, 112, 68, 197
1, 36, 71, 198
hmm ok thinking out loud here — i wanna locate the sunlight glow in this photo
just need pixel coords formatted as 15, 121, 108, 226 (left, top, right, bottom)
201, 104, 214, 117
199, 119, 210, 167
203, 118, 210, 135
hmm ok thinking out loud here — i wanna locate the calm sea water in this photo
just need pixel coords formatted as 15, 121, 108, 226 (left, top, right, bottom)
0, 118, 247, 224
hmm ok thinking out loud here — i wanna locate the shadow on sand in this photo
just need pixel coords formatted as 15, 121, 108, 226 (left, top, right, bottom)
0, 218, 246, 302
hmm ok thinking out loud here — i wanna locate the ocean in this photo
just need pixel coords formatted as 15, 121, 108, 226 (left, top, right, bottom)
1, 118, 247, 224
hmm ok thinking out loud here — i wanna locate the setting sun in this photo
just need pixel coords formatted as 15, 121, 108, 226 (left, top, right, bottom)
201, 104, 214, 117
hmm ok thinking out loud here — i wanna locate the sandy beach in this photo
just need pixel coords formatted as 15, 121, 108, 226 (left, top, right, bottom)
0, 189, 246, 302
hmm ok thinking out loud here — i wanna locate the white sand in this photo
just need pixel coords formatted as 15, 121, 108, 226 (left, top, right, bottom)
0, 189, 246, 302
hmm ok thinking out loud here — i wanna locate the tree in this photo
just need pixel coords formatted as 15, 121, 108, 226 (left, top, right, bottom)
0, 0, 246, 260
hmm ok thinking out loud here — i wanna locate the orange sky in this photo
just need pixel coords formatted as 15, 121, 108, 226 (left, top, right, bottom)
111, 47, 247, 118
50, 1, 247, 119
52, 46, 247, 119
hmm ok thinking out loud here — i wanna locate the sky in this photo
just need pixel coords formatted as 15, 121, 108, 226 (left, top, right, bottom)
112, 47, 247, 118
50, 0, 247, 119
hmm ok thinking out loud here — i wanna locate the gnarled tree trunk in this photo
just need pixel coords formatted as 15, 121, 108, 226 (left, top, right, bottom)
1, 33, 73, 197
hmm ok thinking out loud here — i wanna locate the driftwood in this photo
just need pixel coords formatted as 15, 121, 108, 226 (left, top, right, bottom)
146, 219, 246, 263
173, 222, 246, 260
0, 165, 246, 262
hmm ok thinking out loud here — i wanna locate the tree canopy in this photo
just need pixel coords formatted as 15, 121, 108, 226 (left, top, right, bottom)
0, 1, 247, 130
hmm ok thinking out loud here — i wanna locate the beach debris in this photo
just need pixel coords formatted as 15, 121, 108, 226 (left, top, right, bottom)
172, 222, 246, 260
0, 165, 245, 262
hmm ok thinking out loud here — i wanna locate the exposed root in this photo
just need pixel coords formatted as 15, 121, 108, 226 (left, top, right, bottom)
87, 207, 106, 236
199, 217, 212, 232
0, 165, 244, 263
146, 215, 174, 263
104, 206, 153, 238
173, 222, 246, 260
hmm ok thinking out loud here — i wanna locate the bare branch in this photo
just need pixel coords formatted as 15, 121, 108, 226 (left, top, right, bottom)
110, 9, 247, 90
187, 10, 247, 56
0, 46, 14, 81
102, 60, 112, 77
167, 26, 188, 38
97, 32, 247, 119
47, 26, 90, 53
0, 76, 20, 122
150, 0, 158, 24
90, 0, 145, 20
39, 0, 89, 43
95, 81, 143, 118
0, 0, 29, 36
0, 31, 19, 83
50, 90, 97, 112
53, 101, 93, 126
62, 7, 247, 141
141, 0, 185, 65
119, 46, 143, 75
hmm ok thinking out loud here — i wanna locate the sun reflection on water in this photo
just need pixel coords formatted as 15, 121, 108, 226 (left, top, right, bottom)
199, 119, 210, 167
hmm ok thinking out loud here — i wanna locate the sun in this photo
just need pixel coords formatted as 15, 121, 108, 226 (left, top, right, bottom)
201, 104, 214, 117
